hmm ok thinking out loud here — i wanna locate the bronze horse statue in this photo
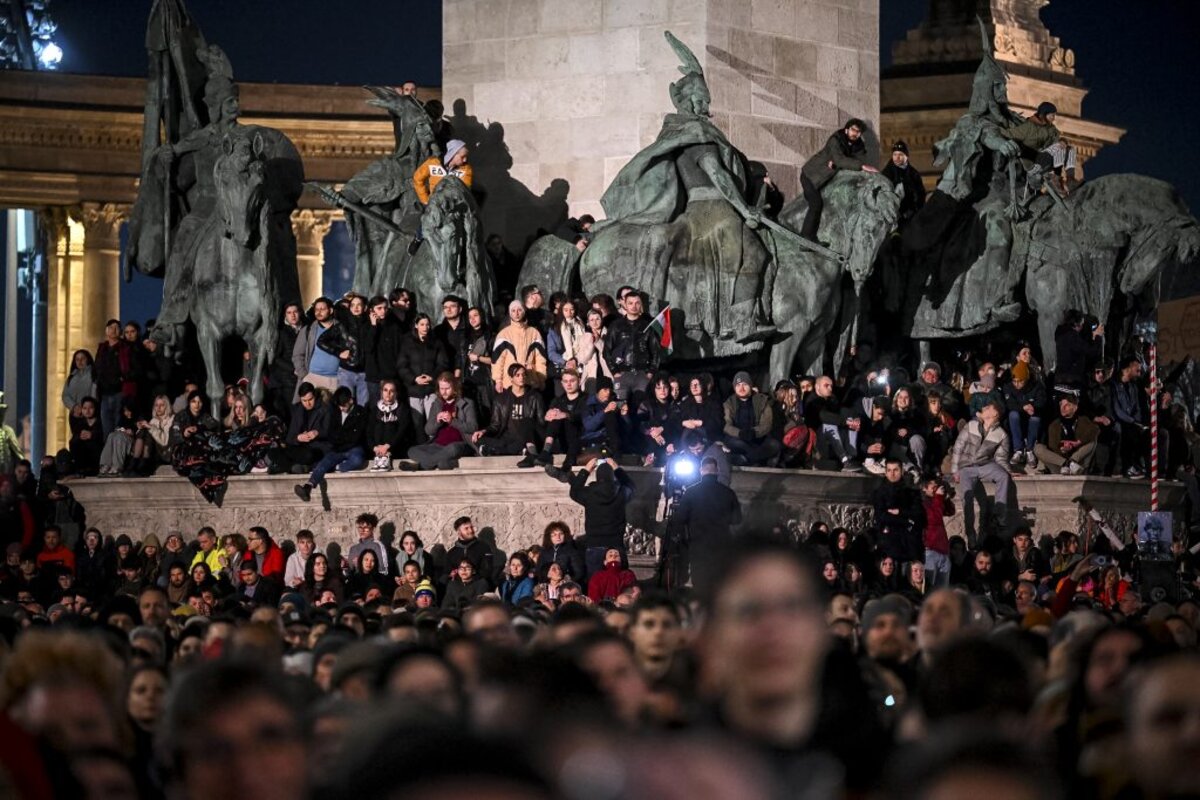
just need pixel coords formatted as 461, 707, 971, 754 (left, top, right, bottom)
388, 176, 496, 323
189, 132, 287, 410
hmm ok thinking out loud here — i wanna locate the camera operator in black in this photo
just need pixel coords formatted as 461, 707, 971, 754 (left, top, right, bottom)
669, 457, 742, 592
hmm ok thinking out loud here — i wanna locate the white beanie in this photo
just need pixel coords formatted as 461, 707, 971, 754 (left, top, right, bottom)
443, 139, 467, 166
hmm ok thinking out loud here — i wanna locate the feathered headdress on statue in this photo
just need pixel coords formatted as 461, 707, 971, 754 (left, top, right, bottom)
665, 31, 711, 117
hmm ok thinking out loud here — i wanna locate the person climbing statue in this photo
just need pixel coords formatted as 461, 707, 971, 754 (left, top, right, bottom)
800, 119, 878, 245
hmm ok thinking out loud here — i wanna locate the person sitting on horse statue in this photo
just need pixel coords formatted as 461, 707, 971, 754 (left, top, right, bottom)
409, 139, 474, 255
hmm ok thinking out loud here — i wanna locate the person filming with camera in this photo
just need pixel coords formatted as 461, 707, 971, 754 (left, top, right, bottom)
669, 456, 742, 592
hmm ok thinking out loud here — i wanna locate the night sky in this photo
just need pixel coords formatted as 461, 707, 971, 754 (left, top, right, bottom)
35, 1, 1200, 306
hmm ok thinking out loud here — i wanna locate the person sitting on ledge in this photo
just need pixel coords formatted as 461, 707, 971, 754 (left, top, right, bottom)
294, 387, 367, 503
951, 399, 1013, 546
1004, 361, 1046, 471
637, 373, 680, 467
803, 375, 862, 473
472, 364, 545, 458
270, 383, 330, 475
406, 372, 479, 471
519, 367, 587, 470
365, 379, 413, 472
722, 372, 780, 467
579, 376, 625, 462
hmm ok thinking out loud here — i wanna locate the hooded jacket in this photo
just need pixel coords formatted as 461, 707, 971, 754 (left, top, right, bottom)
587, 561, 637, 602
569, 464, 635, 551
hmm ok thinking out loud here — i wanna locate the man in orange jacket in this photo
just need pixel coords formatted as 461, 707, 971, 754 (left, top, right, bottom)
409, 139, 473, 254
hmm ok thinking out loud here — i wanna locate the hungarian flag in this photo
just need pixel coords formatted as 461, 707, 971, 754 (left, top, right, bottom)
646, 306, 673, 354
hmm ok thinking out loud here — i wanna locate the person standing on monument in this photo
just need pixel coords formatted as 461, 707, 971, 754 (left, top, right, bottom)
800, 118, 877, 244
491, 301, 548, 393
292, 297, 342, 399
605, 292, 658, 404
881, 141, 926, 226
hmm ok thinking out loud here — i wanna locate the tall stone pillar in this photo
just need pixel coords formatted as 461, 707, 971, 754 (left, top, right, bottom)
291, 209, 335, 304
42, 207, 82, 456
75, 202, 126, 349
442, 0, 879, 247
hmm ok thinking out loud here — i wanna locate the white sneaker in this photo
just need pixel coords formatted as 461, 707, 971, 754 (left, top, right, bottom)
864, 458, 886, 475
1066, 461, 1083, 476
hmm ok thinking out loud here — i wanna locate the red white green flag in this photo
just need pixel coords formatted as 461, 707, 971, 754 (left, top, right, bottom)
646, 306, 673, 354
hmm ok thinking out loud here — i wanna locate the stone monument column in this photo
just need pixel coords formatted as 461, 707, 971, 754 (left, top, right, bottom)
443, 0, 879, 246
75, 202, 126, 349
291, 209, 335, 304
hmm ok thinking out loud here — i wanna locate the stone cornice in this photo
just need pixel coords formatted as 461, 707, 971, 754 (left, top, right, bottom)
0, 71, 428, 209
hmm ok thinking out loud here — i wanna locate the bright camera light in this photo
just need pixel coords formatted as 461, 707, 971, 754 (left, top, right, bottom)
671, 458, 696, 478
39, 42, 63, 68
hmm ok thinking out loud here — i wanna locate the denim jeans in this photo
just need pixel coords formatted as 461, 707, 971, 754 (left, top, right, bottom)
924, 549, 951, 589
337, 368, 369, 406
1007, 410, 1041, 452
100, 393, 124, 440
307, 447, 366, 485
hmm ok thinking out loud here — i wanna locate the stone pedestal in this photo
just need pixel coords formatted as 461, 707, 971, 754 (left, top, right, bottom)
291, 209, 336, 304
67, 461, 1182, 561
442, 0, 880, 249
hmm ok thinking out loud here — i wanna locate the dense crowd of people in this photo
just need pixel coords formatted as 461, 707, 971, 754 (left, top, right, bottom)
2, 97, 1197, 798
2, 487, 1200, 800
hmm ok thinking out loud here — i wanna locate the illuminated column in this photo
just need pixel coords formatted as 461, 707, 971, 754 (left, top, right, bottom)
42, 207, 83, 455
76, 202, 127, 349
291, 209, 335, 305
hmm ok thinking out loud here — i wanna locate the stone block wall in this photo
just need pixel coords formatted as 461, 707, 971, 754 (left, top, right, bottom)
443, 0, 879, 251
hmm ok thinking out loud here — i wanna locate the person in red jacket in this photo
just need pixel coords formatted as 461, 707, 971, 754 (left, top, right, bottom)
921, 477, 954, 590
244, 526, 285, 585
587, 548, 637, 603
35, 525, 76, 576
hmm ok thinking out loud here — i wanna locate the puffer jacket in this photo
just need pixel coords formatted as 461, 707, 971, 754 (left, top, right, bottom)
951, 418, 1010, 472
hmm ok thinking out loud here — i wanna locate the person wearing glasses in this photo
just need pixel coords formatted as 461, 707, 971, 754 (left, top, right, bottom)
243, 526, 285, 585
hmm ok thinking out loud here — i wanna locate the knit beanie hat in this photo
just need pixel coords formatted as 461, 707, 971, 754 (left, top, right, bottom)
443, 139, 466, 166
891, 140, 909, 154
1011, 362, 1030, 382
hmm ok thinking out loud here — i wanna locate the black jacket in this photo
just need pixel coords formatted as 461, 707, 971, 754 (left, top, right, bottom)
569, 464, 635, 551
537, 541, 586, 582
365, 315, 404, 383
397, 333, 450, 399
1054, 324, 1100, 387
287, 400, 331, 448
444, 537, 494, 585
673, 474, 742, 548
605, 313, 658, 373
271, 322, 302, 387
434, 319, 469, 376
803, 393, 850, 430
366, 400, 413, 453
328, 404, 367, 452
871, 480, 925, 563
677, 396, 725, 443
882, 161, 926, 220
485, 389, 545, 440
